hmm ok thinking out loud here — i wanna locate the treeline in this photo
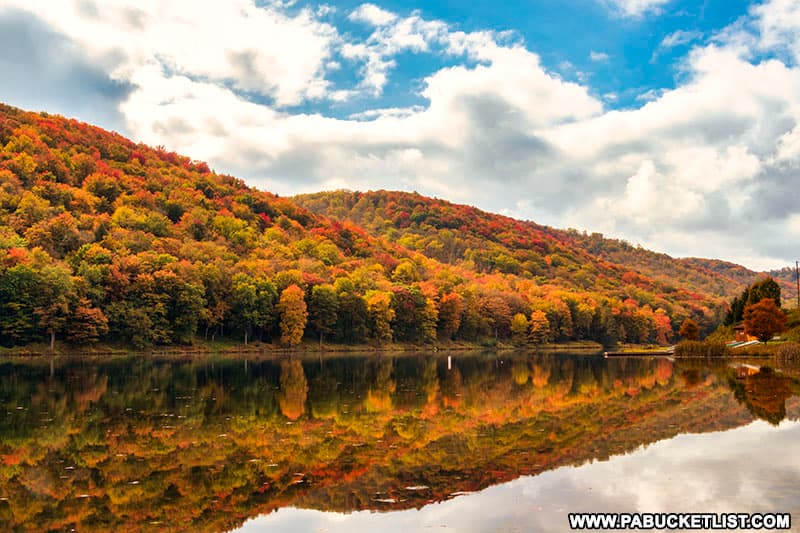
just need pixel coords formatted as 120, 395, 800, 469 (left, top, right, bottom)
0, 104, 746, 350
0, 247, 675, 348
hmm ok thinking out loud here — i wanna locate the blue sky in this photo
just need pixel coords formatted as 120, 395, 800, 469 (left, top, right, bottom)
1, 0, 799, 270
288, 0, 754, 114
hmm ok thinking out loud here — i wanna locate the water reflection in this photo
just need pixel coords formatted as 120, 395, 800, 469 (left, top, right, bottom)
0, 353, 796, 531
240, 420, 800, 533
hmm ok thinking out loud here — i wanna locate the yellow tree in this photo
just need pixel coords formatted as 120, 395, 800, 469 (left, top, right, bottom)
365, 290, 394, 344
278, 284, 307, 347
528, 310, 550, 345
510, 313, 530, 345
422, 297, 438, 343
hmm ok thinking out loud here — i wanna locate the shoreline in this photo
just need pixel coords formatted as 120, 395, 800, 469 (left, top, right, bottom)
0, 339, 605, 359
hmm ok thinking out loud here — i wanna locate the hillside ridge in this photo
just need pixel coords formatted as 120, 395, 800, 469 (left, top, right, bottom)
0, 103, 773, 349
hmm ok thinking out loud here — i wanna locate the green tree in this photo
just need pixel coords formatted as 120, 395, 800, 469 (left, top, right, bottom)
309, 284, 339, 346
591, 304, 619, 347
725, 277, 782, 325
747, 278, 781, 307
33, 263, 75, 351
0, 264, 39, 346
229, 274, 276, 344
335, 292, 369, 343
229, 274, 258, 345
156, 270, 205, 344
106, 301, 155, 349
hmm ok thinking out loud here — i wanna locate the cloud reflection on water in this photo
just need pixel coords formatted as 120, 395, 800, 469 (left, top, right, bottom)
236, 420, 800, 532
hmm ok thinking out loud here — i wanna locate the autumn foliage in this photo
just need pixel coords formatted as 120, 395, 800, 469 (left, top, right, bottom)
678, 318, 700, 341
0, 103, 767, 350
743, 298, 787, 343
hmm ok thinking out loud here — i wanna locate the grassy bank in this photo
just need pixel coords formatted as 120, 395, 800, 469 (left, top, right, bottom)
673, 339, 800, 359
0, 338, 603, 358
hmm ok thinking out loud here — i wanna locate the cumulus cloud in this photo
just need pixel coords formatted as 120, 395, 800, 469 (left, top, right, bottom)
343, 9, 449, 95
0, 9, 133, 131
1, 0, 340, 107
753, 0, 800, 60
3, 0, 800, 270
348, 3, 397, 26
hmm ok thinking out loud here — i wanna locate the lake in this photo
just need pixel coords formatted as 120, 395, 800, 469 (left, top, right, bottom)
0, 352, 798, 532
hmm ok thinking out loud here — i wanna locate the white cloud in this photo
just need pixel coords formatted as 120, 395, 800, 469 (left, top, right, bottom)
775, 126, 800, 163
660, 29, 703, 49
651, 29, 703, 62
590, 50, 609, 61
4, 0, 800, 269
343, 11, 449, 95
635, 88, 665, 101
234, 420, 800, 532
0, 0, 340, 107
604, 0, 671, 18
753, 0, 800, 60
348, 3, 397, 26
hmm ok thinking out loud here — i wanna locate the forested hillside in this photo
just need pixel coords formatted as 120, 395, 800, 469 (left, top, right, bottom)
294, 191, 775, 337
294, 190, 765, 304
0, 103, 771, 350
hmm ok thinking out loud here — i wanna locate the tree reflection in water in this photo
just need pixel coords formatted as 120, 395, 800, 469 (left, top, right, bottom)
0, 352, 797, 531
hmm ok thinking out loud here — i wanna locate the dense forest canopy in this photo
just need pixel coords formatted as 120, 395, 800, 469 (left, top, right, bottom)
0, 103, 786, 349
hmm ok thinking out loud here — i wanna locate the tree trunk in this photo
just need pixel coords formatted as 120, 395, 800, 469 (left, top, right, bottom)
244, 330, 248, 345
50, 330, 55, 352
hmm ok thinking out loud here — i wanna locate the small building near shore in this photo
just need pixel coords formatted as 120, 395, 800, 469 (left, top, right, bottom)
733, 324, 757, 342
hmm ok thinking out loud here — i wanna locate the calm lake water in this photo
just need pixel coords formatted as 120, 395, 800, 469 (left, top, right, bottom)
0, 352, 798, 532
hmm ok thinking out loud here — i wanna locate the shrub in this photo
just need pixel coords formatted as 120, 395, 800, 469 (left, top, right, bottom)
775, 343, 800, 363
674, 340, 728, 358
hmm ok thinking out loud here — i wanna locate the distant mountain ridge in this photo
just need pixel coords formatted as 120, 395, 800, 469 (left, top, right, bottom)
0, 103, 780, 349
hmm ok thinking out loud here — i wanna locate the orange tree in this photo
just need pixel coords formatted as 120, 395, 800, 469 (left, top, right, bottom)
278, 284, 308, 347
743, 298, 787, 343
